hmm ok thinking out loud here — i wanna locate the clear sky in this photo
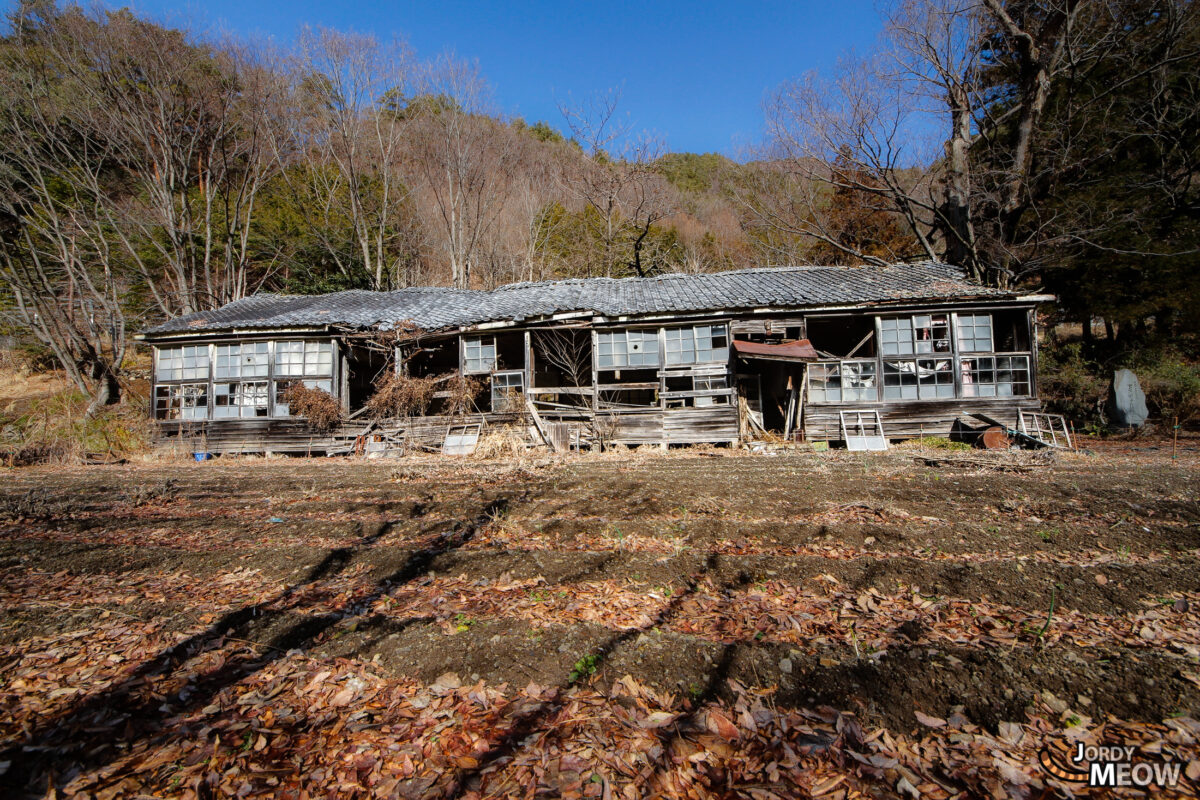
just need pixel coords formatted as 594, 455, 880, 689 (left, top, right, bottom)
27, 0, 886, 155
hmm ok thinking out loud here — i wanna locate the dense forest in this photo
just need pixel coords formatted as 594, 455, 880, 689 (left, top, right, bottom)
0, 0, 1197, 420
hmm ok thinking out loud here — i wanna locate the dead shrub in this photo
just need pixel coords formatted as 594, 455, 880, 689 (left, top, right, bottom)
6, 440, 75, 467
442, 374, 484, 415
471, 429, 528, 459
367, 372, 438, 417
281, 384, 343, 431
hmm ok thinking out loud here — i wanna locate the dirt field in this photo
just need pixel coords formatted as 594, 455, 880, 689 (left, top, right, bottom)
1, 441, 1199, 798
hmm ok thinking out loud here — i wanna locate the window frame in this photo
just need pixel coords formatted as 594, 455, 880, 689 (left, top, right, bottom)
462, 335, 498, 374
596, 328, 661, 369
490, 370, 525, 412
807, 359, 878, 403
152, 337, 339, 421
663, 323, 729, 366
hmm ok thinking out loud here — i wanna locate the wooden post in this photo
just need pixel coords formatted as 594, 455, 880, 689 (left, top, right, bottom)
1173, 416, 1179, 460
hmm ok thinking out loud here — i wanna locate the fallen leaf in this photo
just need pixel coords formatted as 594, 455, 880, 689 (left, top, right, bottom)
914, 710, 946, 728
705, 710, 739, 741
641, 711, 677, 729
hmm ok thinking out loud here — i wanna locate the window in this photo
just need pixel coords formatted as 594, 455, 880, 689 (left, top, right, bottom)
213, 381, 269, 418
156, 345, 209, 381
154, 383, 208, 420
956, 313, 993, 353
597, 329, 659, 368
880, 315, 950, 356
276, 341, 333, 377
808, 360, 877, 403
463, 336, 496, 373
272, 378, 334, 416
490, 371, 524, 412
879, 317, 915, 356
884, 359, 954, 400
692, 375, 729, 407
961, 355, 1030, 397
664, 324, 729, 365
214, 342, 268, 380
914, 314, 951, 354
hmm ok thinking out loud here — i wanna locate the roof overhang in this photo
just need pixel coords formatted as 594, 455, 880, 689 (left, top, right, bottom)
733, 339, 819, 362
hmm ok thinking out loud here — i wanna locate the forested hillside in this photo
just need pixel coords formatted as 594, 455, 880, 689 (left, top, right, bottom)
0, 0, 1197, 419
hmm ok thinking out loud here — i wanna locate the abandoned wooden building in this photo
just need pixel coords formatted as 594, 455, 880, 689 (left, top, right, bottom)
138, 261, 1054, 454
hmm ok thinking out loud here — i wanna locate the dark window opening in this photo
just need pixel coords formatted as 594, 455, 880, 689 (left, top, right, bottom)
806, 315, 877, 358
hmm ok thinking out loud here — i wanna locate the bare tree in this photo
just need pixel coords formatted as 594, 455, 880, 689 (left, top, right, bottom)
41, 8, 283, 314
0, 12, 127, 410
533, 329, 591, 387
558, 89, 674, 277
761, 0, 1086, 286
279, 27, 417, 290
405, 54, 517, 289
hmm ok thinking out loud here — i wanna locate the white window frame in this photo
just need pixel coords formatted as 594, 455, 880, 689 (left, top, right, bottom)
155, 345, 209, 382
879, 315, 950, 357
463, 336, 497, 374
955, 313, 994, 353
490, 370, 525, 412
213, 380, 270, 418
154, 382, 209, 420
214, 342, 269, 380
275, 340, 334, 378
596, 329, 660, 369
664, 323, 729, 366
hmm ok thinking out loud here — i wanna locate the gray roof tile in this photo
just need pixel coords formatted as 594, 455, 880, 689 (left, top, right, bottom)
142, 262, 1014, 337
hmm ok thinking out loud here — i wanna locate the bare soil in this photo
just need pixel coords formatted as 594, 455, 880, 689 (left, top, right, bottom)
1, 440, 1198, 797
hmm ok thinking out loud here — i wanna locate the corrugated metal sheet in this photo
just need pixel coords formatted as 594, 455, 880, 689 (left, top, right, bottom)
142, 261, 1013, 337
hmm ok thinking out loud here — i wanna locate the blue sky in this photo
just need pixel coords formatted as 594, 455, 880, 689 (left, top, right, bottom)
23, 1, 886, 155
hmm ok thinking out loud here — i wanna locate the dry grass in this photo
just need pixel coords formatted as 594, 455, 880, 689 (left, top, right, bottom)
470, 428, 529, 459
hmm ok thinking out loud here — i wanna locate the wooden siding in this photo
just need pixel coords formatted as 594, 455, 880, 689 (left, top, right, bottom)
802, 397, 1042, 441
156, 413, 528, 455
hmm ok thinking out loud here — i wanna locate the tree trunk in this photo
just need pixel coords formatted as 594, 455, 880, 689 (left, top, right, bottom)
939, 85, 980, 281
85, 363, 121, 417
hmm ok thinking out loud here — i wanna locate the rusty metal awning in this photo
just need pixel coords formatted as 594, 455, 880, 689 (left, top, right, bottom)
732, 339, 819, 362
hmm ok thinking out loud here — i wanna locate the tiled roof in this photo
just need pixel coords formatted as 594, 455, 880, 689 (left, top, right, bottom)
142, 261, 1015, 336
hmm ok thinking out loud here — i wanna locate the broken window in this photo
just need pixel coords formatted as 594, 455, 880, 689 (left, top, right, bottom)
663, 374, 730, 408
490, 371, 525, 412
960, 355, 1030, 397
213, 381, 269, 418
597, 329, 659, 368
807, 360, 877, 403
805, 316, 875, 357
879, 315, 950, 356
272, 378, 334, 416
883, 359, 954, 400
692, 375, 730, 407
156, 345, 209, 381
956, 313, 993, 353
664, 324, 729, 365
463, 336, 497, 373
154, 383, 208, 420
914, 315, 951, 354
214, 342, 268, 380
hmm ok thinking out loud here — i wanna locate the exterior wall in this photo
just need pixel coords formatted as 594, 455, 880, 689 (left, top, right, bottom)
802, 397, 1042, 441
146, 299, 1044, 452
150, 334, 342, 424
799, 305, 1040, 441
